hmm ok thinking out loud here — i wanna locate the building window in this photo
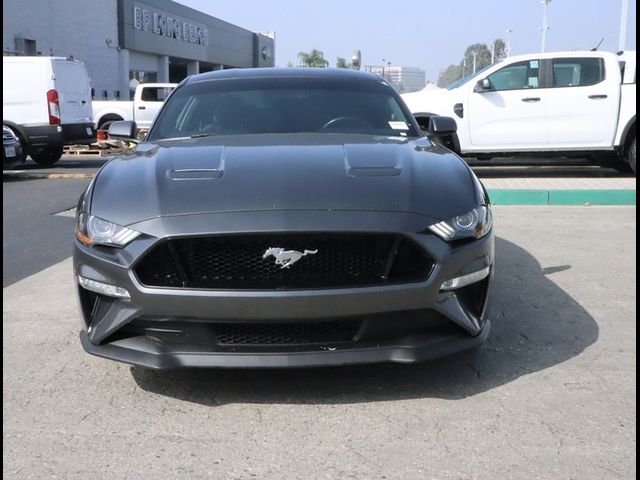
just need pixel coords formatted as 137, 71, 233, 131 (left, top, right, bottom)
15, 37, 37, 56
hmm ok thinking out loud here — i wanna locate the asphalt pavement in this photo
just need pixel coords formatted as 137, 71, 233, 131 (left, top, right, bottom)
2, 206, 636, 479
2, 177, 90, 287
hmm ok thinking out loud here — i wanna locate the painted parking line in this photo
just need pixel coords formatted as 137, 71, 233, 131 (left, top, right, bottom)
488, 189, 636, 206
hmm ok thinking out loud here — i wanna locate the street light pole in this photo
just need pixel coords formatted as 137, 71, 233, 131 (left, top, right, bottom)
506, 28, 514, 57
540, 0, 552, 53
619, 0, 630, 51
472, 51, 478, 74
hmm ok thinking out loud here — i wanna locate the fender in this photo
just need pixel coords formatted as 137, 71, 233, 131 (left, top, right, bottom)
92, 107, 129, 129
2, 120, 30, 143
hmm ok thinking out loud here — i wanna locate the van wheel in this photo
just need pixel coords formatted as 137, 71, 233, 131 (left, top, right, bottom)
30, 146, 64, 166
628, 137, 636, 174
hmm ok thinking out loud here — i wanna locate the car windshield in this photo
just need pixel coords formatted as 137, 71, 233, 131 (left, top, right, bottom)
446, 63, 498, 90
147, 76, 420, 140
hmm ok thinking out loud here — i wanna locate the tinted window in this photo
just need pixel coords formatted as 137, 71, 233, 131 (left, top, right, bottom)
553, 58, 604, 87
148, 77, 419, 140
141, 86, 173, 102
487, 60, 540, 91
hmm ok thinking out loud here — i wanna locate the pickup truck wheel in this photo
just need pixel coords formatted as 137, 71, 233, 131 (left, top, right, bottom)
30, 146, 64, 166
628, 137, 636, 174
97, 115, 124, 132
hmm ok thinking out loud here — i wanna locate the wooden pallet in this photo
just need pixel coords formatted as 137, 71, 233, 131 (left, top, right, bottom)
63, 147, 110, 156
63, 142, 128, 156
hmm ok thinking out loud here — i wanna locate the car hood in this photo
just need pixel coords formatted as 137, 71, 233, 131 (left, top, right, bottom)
90, 134, 478, 226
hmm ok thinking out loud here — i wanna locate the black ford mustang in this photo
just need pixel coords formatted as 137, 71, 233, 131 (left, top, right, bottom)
74, 68, 494, 368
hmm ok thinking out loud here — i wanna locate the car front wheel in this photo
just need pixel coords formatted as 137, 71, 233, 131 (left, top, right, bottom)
628, 137, 636, 174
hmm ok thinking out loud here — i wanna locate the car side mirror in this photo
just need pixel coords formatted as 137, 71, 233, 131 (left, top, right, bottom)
428, 115, 458, 135
474, 78, 493, 92
427, 116, 460, 154
108, 120, 137, 140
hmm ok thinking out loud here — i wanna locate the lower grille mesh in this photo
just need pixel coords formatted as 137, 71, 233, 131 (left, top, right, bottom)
213, 320, 360, 345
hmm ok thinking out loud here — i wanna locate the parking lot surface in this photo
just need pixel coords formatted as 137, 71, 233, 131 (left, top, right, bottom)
3, 206, 636, 479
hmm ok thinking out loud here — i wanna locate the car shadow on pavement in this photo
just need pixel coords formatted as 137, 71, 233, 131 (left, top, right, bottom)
131, 237, 599, 406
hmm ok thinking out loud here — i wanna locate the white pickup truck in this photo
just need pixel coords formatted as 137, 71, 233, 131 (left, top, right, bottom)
403, 51, 636, 173
92, 83, 176, 131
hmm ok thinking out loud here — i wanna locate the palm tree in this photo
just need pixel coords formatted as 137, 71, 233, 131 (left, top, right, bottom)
298, 49, 329, 68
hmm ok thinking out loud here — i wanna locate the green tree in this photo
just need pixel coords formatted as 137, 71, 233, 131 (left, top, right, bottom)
437, 38, 506, 88
492, 39, 507, 61
437, 64, 463, 88
463, 43, 492, 74
336, 57, 349, 68
298, 49, 329, 68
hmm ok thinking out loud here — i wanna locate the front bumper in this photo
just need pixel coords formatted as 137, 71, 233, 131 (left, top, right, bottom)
80, 321, 491, 368
74, 210, 494, 368
23, 123, 96, 149
3, 140, 24, 169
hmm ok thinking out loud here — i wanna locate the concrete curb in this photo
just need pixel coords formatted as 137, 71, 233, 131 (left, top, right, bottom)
488, 189, 636, 206
3, 171, 637, 206
3, 171, 95, 179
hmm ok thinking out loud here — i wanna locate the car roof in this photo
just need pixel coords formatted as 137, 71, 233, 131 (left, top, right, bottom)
185, 67, 384, 84
505, 50, 636, 63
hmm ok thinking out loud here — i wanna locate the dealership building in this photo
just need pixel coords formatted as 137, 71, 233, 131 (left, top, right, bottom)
2, 0, 275, 100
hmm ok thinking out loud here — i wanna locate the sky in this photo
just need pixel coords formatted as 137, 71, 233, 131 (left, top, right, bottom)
177, 0, 637, 82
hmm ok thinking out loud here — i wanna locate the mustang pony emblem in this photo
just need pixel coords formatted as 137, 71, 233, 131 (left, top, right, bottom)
263, 247, 318, 269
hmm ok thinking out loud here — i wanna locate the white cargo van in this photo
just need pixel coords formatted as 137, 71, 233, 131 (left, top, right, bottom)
3, 56, 96, 165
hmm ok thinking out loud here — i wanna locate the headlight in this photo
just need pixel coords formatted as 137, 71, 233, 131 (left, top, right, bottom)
428, 206, 492, 241
75, 213, 141, 247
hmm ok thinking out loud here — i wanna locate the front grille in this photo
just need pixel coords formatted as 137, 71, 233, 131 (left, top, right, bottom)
134, 233, 433, 290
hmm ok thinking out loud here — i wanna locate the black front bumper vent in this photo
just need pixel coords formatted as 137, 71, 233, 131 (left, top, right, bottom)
134, 233, 433, 290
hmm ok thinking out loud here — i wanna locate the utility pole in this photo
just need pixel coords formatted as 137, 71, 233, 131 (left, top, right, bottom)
472, 51, 478, 74
506, 28, 515, 57
490, 40, 496, 63
540, 0, 552, 53
619, 0, 630, 51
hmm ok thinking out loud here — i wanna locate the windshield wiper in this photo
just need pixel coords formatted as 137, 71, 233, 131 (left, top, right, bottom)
189, 133, 216, 139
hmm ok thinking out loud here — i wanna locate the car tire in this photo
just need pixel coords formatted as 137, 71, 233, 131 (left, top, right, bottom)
628, 137, 636, 175
30, 146, 64, 166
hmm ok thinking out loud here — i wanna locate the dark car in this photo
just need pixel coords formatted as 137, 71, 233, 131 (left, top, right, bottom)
3, 125, 25, 170
74, 68, 494, 369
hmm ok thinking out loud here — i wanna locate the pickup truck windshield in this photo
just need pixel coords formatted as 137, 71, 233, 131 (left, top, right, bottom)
147, 77, 420, 139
